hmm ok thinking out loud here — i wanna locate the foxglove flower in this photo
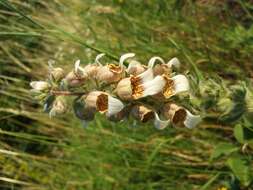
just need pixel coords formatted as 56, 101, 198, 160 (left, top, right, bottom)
84, 91, 124, 117
116, 68, 154, 100
148, 56, 180, 76
64, 60, 88, 87
96, 53, 126, 83
131, 104, 154, 122
162, 103, 201, 128
142, 74, 189, 99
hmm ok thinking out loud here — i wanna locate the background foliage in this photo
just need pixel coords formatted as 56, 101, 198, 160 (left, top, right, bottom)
0, 0, 253, 189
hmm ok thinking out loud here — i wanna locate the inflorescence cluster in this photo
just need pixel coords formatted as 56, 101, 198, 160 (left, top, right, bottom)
30, 53, 201, 129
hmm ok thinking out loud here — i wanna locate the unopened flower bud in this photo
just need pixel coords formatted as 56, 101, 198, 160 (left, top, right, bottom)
30, 81, 50, 91
131, 104, 154, 122
116, 78, 133, 100
96, 64, 125, 83
64, 60, 88, 87
148, 56, 180, 76
50, 67, 65, 81
49, 96, 68, 117
126, 60, 146, 75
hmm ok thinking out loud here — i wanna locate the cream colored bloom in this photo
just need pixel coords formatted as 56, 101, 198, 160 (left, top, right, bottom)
162, 103, 201, 128
141, 74, 189, 99
96, 53, 126, 83
63, 60, 88, 87
116, 68, 154, 100
30, 81, 50, 91
148, 56, 180, 76
131, 104, 154, 122
85, 91, 124, 117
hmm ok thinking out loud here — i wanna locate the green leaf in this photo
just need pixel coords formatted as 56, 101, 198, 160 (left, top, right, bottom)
234, 124, 245, 144
234, 124, 253, 144
227, 155, 252, 187
211, 143, 239, 161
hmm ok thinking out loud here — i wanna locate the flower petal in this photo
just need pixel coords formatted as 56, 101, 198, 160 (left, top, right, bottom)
126, 60, 141, 73
184, 111, 201, 129
74, 59, 81, 73
154, 113, 170, 130
148, 56, 165, 68
95, 53, 106, 65
171, 74, 189, 94
137, 68, 154, 83
142, 76, 166, 97
167, 57, 180, 69
107, 96, 124, 117
120, 53, 135, 67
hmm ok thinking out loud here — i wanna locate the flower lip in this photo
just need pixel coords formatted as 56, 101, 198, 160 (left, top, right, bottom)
171, 74, 189, 94
119, 53, 135, 67
167, 57, 180, 69
154, 113, 170, 130
95, 53, 106, 65
184, 110, 201, 129
148, 56, 165, 68
107, 96, 124, 117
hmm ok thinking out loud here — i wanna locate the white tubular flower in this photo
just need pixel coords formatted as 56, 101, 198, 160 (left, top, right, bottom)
162, 103, 201, 129
142, 76, 166, 97
184, 110, 201, 129
96, 53, 125, 83
131, 104, 154, 123
116, 69, 154, 100
63, 60, 88, 87
154, 113, 170, 130
167, 57, 180, 69
85, 91, 124, 116
30, 81, 50, 91
142, 74, 189, 99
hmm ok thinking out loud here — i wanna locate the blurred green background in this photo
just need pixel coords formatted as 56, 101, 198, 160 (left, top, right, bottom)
0, 0, 253, 189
